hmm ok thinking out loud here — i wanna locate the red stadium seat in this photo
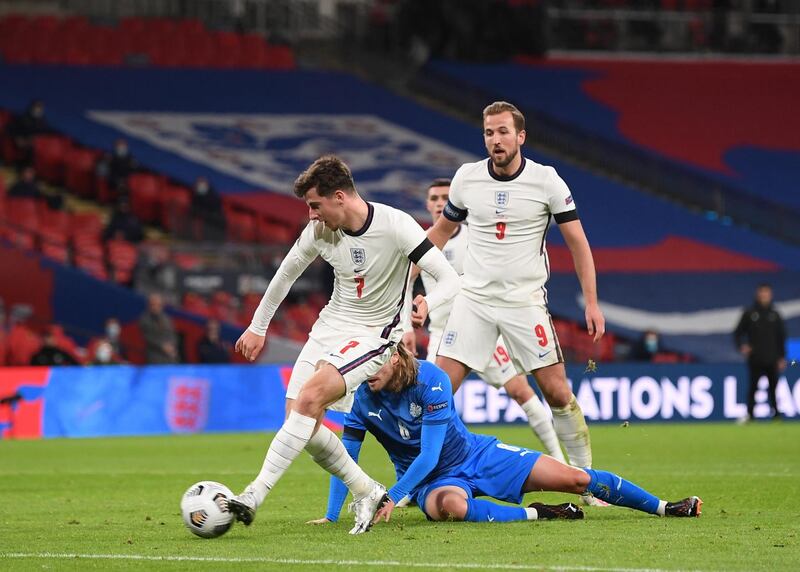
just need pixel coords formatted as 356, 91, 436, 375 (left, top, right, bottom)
40, 239, 70, 264
107, 239, 138, 284
257, 217, 294, 244
225, 208, 257, 242
183, 292, 212, 318
70, 211, 104, 242
128, 173, 163, 223
75, 252, 108, 280
160, 184, 192, 231
7, 198, 40, 233
6, 323, 41, 365
33, 135, 71, 184
64, 148, 99, 197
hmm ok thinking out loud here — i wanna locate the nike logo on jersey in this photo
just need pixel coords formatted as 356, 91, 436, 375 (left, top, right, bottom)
495, 208, 507, 214
431, 382, 443, 392
538, 350, 552, 359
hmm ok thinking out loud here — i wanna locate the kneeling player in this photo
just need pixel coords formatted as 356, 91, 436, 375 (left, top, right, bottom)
313, 344, 702, 526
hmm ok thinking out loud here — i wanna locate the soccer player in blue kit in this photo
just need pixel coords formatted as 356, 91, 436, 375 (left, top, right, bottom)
312, 344, 702, 526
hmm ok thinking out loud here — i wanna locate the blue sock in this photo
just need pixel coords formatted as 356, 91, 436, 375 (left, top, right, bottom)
464, 498, 528, 522
584, 468, 661, 514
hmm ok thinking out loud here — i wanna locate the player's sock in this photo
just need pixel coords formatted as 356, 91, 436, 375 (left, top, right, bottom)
250, 410, 316, 507
305, 424, 374, 498
583, 468, 661, 514
464, 498, 531, 522
520, 395, 566, 463
550, 395, 592, 468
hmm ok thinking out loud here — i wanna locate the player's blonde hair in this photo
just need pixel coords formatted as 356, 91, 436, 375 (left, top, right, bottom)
386, 343, 418, 393
482, 101, 525, 133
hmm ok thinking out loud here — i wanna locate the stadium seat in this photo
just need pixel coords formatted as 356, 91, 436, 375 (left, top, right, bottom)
70, 211, 104, 243
160, 185, 192, 231
182, 292, 212, 318
64, 148, 99, 197
128, 173, 163, 223
7, 198, 40, 234
106, 239, 138, 285
225, 208, 257, 242
40, 239, 70, 264
75, 252, 108, 280
33, 135, 71, 184
6, 323, 41, 365
257, 217, 294, 244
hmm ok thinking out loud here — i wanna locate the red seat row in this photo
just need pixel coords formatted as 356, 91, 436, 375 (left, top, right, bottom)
0, 14, 295, 69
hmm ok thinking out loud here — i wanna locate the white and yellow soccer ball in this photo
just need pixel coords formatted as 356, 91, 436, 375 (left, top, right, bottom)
180, 481, 235, 538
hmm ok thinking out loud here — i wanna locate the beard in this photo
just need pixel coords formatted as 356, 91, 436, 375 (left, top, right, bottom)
491, 145, 519, 169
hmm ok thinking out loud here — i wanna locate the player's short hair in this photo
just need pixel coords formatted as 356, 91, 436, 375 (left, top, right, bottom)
426, 178, 451, 198
293, 155, 356, 198
482, 101, 525, 133
386, 343, 418, 393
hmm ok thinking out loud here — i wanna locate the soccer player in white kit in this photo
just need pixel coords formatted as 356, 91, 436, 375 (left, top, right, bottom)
421, 178, 565, 462
427, 102, 606, 505
230, 156, 460, 533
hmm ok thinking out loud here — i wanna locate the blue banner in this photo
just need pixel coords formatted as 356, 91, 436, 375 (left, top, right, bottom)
457, 364, 800, 424
2, 363, 797, 440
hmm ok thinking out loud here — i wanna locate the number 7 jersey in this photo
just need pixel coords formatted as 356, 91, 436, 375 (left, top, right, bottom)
443, 157, 578, 307
293, 202, 430, 336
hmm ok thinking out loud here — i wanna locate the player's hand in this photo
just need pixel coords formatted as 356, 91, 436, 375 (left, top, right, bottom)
401, 330, 417, 356
740, 344, 752, 357
411, 295, 428, 328
373, 498, 395, 524
305, 517, 332, 525
236, 329, 266, 362
585, 302, 605, 343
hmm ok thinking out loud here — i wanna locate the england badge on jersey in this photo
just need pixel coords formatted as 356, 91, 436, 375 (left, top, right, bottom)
495, 191, 510, 208
350, 248, 367, 266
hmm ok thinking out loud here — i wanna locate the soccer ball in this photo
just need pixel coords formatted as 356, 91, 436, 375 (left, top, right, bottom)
180, 481, 235, 538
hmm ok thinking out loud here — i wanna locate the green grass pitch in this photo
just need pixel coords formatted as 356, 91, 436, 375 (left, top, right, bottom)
2, 422, 799, 571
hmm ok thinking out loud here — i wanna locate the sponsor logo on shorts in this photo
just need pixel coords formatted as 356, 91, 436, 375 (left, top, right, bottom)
350, 248, 366, 266
427, 402, 448, 412
443, 331, 457, 346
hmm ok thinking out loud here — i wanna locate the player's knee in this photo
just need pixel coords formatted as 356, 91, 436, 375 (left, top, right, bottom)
439, 494, 468, 521
574, 469, 591, 493
505, 378, 533, 403
541, 385, 572, 408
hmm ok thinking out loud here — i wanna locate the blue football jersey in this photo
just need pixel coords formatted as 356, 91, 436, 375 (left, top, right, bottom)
345, 360, 476, 485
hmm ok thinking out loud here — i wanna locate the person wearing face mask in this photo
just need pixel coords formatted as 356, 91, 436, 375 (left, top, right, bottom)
191, 176, 226, 241
91, 339, 122, 365
9, 99, 51, 168
108, 138, 139, 192
629, 330, 661, 362
87, 318, 128, 364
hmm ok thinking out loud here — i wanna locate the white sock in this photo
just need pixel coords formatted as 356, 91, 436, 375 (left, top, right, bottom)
656, 500, 667, 516
550, 395, 592, 468
520, 395, 566, 463
250, 410, 316, 507
305, 424, 374, 499
524, 507, 538, 520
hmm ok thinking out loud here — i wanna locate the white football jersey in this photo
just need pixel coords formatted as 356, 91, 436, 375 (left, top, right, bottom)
443, 157, 577, 307
421, 224, 468, 335
293, 202, 429, 336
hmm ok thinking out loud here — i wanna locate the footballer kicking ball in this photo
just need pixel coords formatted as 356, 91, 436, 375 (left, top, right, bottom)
181, 481, 235, 538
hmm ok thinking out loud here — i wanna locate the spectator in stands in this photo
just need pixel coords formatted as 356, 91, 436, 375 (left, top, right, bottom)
104, 317, 126, 359
90, 339, 122, 365
8, 166, 63, 210
107, 138, 139, 192
191, 176, 226, 241
103, 197, 144, 243
9, 99, 50, 167
629, 329, 661, 362
734, 283, 787, 423
30, 328, 80, 366
139, 292, 179, 364
197, 319, 231, 364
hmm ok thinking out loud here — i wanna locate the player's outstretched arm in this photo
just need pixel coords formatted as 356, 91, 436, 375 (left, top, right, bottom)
427, 215, 459, 251
559, 219, 605, 342
412, 247, 460, 327
240, 228, 318, 361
